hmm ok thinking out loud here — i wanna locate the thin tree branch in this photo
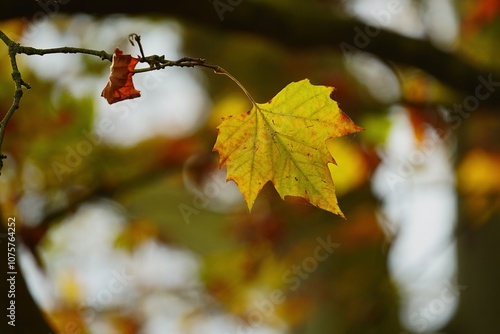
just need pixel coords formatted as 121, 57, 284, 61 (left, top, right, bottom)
0, 29, 256, 176
18, 45, 113, 61
0, 30, 29, 174
0, 30, 114, 175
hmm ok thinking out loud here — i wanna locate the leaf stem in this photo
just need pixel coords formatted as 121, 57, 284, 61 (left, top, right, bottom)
213, 66, 257, 107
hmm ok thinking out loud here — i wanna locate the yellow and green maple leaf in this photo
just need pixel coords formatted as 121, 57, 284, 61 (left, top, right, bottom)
213, 79, 363, 217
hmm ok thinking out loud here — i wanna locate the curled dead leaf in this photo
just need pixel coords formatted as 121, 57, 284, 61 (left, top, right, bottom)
101, 48, 141, 104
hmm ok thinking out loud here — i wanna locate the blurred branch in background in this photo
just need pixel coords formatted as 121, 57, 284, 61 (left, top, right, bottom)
1, 0, 499, 108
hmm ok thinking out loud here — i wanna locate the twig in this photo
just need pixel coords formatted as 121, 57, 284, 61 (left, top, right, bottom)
17, 45, 112, 61
128, 33, 146, 60
0, 30, 29, 174
134, 55, 257, 106
0, 30, 113, 174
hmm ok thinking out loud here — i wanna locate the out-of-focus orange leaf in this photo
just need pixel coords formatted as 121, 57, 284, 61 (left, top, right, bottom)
111, 315, 140, 334
57, 270, 81, 307
401, 72, 450, 136
114, 219, 161, 250
335, 205, 384, 251
457, 149, 500, 225
230, 212, 286, 246
0, 20, 26, 46
405, 106, 448, 145
407, 107, 426, 144
458, 149, 500, 195
183, 152, 219, 189
278, 294, 315, 325
48, 309, 87, 334
327, 138, 369, 195
402, 73, 429, 104
101, 48, 141, 104
462, 0, 500, 34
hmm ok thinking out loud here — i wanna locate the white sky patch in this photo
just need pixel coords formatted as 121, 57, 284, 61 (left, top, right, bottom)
421, 0, 459, 50
346, 53, 401, 103
131, 240, 200, 289
20, 19, 83, 81
346, 0, 426, 38
372, 107, 458, 332
19, 245, 56, 311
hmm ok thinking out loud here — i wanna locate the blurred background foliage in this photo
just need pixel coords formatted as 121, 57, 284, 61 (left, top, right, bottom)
0, 0, 499, 333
